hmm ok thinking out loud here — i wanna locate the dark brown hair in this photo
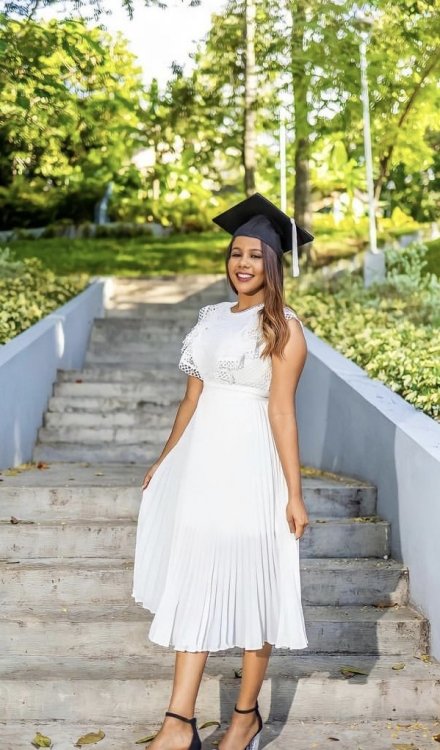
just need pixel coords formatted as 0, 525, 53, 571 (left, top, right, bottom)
225, 237, 299, 359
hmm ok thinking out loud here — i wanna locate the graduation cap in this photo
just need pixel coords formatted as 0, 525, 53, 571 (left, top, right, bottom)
212, 192, 314, 277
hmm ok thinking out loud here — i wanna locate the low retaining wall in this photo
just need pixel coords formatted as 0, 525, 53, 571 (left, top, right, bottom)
0, 278, 112, 470
297, 328, 440, 659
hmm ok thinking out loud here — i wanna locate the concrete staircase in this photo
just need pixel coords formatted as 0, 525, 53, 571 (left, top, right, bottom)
1, 277, 440, 748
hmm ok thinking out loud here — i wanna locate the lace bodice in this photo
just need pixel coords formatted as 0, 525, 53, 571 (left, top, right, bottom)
178, 301, 304, 396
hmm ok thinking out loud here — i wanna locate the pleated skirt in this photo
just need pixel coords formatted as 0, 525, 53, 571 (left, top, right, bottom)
131, 380, 309, 652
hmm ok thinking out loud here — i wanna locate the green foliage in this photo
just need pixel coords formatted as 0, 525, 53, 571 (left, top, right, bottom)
0, 248, 87, 344
285, 243, 440, 421
0, 14, 145, 228
425, 238, 440, 278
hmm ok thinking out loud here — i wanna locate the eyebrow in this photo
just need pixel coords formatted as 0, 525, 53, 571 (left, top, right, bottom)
231, 245, 263, 252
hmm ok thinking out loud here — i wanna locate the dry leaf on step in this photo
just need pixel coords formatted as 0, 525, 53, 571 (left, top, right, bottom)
340, 665, 368, 677
74, 729, 105, 746
135, 732, 158, 744
31, 732, 52, 748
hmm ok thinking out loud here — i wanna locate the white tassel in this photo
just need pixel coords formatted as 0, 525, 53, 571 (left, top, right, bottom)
290, 217, 300, 277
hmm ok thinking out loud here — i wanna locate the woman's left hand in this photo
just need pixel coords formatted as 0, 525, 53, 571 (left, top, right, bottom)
286, 497, 309, 539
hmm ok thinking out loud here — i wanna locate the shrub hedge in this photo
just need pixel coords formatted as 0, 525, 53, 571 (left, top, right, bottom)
0, 249, 88, 345
285, 242, 440, 422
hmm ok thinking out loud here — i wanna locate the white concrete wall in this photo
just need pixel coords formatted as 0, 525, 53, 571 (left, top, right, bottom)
297, 328, 440, 659
0, 279, 111, 470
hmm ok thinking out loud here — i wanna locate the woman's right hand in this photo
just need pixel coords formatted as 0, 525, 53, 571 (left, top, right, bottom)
141, 461, 161, 491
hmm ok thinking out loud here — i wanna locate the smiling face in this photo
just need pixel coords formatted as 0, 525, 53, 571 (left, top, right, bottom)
227, 235, 266, 296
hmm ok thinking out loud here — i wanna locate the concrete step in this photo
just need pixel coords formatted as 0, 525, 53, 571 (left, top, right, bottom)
47, 395, 177, 413
85, 343, 181, 365
89, 330, 187, 347
1, 518, 391, 560
43, 410, 175, 429
53, 380, 184, 400
1, 602, 428, 657
2, 718, 440, 750
37, 425, 171, 445
89, 323, 192, 345
33, 441, 161, 463
84, 352, 180, 367
1, 558, 409, 607
0, 463, 377, 520
57, 367, 183, 383
1, 653, 439, 722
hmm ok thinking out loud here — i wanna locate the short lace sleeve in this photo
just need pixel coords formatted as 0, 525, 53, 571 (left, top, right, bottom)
178, 304, 216, 379
283, 306, 305, 331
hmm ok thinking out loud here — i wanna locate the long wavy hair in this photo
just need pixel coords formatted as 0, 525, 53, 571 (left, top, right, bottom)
225, 237, 300, 359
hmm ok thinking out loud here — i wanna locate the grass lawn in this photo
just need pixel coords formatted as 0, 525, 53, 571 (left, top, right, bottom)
5, 232, 230, 276
6, 231, 439, 278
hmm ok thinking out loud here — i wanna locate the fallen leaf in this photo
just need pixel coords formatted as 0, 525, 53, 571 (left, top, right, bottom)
95, 472, 104, 476
74, 729, 105, 746
75, 379, 83, 383
327, 738, 340, 741
234, 667, 242, 678
37, 462, 49, 470
10, 516, 34, 525
433, 734, 440, 742
392, 662, 406, 670
199, 720, 221, 729
415, 653, 431, 663
373, 601, 398, 608
392, 745, 418, 750
135, 732, 158, 744
340, 665, 368, 677
31, 731, 52, 748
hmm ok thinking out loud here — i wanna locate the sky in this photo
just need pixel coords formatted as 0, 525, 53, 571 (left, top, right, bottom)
50, 0, 227, 87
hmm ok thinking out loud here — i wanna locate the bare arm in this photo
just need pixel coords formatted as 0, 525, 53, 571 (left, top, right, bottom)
142, 375, 203, 489
268, 318, 309, 539
157, 375, 203, 461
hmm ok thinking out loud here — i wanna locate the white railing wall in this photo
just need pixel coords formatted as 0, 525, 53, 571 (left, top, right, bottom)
297, 328, 440, 659
0, 278, 112, 470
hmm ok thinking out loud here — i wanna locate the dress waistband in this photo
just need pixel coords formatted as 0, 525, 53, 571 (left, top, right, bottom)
201, 380, 269, 400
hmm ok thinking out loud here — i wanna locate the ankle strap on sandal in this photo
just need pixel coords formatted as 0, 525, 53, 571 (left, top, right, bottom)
165, 710, 197, 725
234, 700, 259, 713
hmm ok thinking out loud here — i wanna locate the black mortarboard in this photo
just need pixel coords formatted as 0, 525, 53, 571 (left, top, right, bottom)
212, 192, 314, 277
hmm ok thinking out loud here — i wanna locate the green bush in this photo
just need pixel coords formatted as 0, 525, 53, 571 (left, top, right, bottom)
0, 248, 88, 345
94, 222, 155, 239
285, 242, 440, 421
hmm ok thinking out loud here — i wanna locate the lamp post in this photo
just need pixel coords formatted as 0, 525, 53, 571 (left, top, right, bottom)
357, 16, 385, 287
279, 106, 287, 213
279, 105, 297, 277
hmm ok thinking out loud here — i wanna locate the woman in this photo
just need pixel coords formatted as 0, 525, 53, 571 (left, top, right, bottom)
132, 192, 314, 750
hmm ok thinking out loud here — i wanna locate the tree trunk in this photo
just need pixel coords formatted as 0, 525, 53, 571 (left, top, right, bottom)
290, 0, 312, 262
243, 0, 257, 196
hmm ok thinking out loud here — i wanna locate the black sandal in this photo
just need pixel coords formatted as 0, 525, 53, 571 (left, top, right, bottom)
164, 709, 201, 750
234, 700, 263, 750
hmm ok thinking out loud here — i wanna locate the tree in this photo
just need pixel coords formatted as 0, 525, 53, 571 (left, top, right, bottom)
0, 14, 146, 227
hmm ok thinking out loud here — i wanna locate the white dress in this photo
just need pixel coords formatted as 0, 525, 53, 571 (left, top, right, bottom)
131, 300, 309, 652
